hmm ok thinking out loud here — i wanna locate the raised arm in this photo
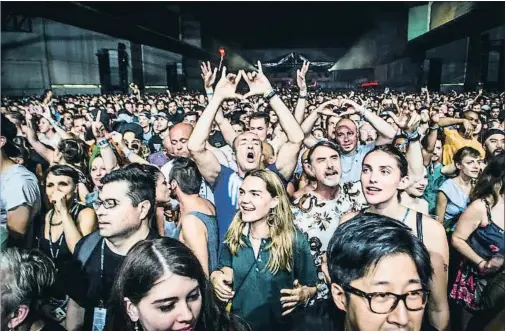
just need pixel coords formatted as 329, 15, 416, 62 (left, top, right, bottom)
403, 114, 424, 182
422, 113, 440, 166
294, 61, 309, 123
301, 100, 340, 148
341, 99, 396, 145
242, 61, 304, 180
188, 68, 242, 185
92, 111, 118, 173
22, 114, 54, 163
201, 61, 238, 147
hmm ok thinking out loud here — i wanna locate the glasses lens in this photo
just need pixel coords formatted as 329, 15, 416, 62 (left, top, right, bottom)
371, 290, 427, 313
371, 293, 397, 313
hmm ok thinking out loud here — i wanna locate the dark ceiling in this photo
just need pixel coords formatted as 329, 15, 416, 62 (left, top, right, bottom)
182, 2, 411, 48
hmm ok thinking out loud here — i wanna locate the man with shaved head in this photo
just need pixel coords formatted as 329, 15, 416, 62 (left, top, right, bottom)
161, 122, 217, 204
301, 99, 397, 184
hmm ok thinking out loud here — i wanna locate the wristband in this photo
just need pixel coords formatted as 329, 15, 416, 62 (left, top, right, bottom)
406, 131, 421, 142
264, 89, 276, 102
97, 139, 110, 149
429, 124, 440, 131
206, 92, 214, 96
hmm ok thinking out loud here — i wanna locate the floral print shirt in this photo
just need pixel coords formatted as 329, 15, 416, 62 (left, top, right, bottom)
291, 181, 365, 299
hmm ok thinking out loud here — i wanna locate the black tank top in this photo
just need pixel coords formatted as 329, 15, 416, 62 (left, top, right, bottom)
37, 203, 86, 299
360, 208, 424, 243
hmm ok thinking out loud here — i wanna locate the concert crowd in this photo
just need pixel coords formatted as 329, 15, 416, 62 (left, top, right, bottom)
1, 60, 504, 331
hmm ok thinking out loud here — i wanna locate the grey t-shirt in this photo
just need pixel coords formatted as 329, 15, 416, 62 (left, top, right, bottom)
340, 143, 375, 184
0, 164, 41, 229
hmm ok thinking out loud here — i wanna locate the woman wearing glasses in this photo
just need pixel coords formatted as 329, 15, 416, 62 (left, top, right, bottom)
341, 145, 450, 331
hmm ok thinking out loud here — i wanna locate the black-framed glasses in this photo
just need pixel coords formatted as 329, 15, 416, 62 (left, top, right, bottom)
343, 284, 430, 314
93, 198, 120, 210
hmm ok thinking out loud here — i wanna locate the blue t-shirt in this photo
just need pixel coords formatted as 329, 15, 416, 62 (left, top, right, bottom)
213, 164, 287, 244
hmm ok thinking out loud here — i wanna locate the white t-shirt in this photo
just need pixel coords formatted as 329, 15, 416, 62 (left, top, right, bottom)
0, 164, 41, 229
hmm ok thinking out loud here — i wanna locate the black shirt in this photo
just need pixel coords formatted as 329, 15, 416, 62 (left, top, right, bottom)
168, 108, 185, 124
67, 230, 159, 330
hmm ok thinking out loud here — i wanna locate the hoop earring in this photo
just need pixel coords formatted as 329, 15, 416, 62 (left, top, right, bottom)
267, 209, 275, 227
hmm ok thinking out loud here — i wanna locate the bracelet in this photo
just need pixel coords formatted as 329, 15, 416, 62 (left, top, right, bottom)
264, 89, 277, 102
478, 260, 486, 268
406, 131, 421, 142
97, 139, 110, 149
299, 93, 307, 99
429, 124, 440, 131
206, 92, 214, 96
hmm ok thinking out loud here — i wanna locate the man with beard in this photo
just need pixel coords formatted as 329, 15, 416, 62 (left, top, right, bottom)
292, 141, 361, 300
148, 110, 170, 153
188, 63, 304, 243
482, 128, 505, 160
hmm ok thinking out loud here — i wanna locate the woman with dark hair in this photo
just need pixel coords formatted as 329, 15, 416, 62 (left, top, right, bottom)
105, 238, 248, 331
341, 144, 450, 331
436, 146, 481, 231
24, 118, 92, 201
449, 152, 504, 329
36, 165, 96, 324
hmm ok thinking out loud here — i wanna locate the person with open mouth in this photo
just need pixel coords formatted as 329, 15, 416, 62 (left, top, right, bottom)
340, 145, 450, 331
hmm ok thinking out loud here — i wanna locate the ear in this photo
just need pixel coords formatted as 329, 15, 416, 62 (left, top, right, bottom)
124, 297, 139, 322
138, 200, 152, 221
306, 164, 316, 178
8, 305, 30, 329
269, 196, 279, 210
0, 136, 6, 149
331, 283, 348, 312
170, 179, 178, 192
398, 175, 411, 191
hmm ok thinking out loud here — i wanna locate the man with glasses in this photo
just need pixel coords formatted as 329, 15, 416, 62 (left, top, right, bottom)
292, 213, 437, 331
64, 166, 159, 331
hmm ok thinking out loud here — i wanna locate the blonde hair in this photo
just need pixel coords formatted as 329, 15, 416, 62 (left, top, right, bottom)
225, 169, 296, 274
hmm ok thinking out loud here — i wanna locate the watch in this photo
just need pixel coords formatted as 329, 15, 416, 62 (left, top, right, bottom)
264, 89, 277, 102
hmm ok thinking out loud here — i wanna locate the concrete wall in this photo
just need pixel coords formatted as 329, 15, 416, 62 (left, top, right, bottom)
1, 18, 184, 96
426, 38, 468, 87
142, 45, 182, 93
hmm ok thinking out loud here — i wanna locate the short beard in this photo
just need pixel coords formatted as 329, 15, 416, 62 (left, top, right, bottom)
321, 178, 340, 187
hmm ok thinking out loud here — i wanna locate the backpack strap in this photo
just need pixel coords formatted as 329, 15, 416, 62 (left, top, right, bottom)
76, 231, 102, 268
416, 212, 423, 243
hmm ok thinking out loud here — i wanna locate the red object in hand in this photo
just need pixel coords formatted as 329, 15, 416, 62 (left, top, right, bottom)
219, 48, 225, 57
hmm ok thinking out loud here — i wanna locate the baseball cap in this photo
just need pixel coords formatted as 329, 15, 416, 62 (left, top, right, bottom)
139, 111, 151, 120
482, 128, 505, 143
481, 105, 491, 112
209, 131, 227, 148
153, 110, 169, 120
1, 113, 20, 157
118, 122, 144, 141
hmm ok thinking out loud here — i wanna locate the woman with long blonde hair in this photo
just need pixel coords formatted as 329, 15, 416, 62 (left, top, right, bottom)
211, 169, 317, 331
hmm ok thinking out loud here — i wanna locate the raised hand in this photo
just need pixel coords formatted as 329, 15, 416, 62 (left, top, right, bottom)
201, 61, 217, 89
316, 99, 342, 117
404, 113, 421, 134
296, 60, 310, 92
242, 61, 273, 99
91, 110, 106, 139
51, 190, 68, 214
213, 67, 243, 100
